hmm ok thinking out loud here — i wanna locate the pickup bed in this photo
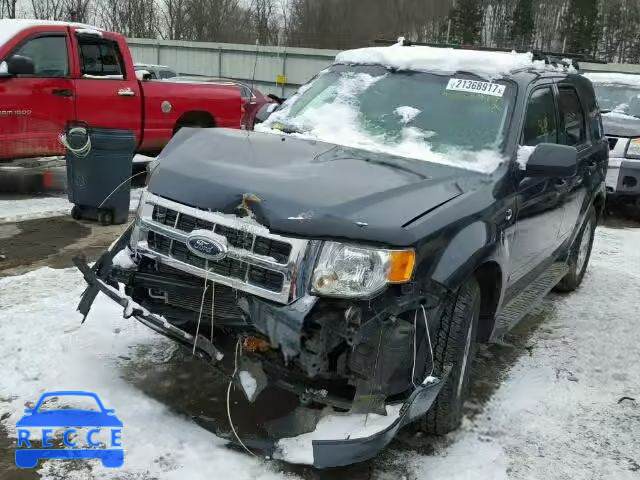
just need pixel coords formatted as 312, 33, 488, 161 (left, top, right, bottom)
0, 20, 242, 160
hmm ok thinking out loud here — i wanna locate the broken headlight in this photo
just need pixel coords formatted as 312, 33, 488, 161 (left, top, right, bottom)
129, 189, 150, 250
311, 242, 415, 298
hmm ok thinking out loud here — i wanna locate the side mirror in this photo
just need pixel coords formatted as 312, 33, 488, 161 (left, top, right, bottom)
524, 143, 578, 177
267, 93, 285, 105
254, 103, 281, 124
5, 55, 35, 76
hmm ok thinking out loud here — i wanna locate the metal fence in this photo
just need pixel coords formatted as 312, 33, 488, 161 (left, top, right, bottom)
128, 38, 640, 98
128, 38, 339, 97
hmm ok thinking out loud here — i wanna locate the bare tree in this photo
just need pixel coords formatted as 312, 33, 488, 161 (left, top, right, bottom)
0, 0, 18, 18
101, 0, 159, 38
31, 0, 66, 20
65, 0, 92, 23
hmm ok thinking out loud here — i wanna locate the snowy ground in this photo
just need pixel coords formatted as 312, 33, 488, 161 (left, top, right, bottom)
0, 189, 143, 224
0, 224, 638, 479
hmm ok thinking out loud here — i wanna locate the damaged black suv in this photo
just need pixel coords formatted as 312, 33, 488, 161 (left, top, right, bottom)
75, 44, 607, 467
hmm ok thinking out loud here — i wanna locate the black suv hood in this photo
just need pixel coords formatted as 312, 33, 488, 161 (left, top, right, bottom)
148, 128, 484, 246
602, 113, 640, 137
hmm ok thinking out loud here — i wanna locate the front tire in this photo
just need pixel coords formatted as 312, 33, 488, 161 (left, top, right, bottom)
555, 206, 597, 292
419, 276, 481, 435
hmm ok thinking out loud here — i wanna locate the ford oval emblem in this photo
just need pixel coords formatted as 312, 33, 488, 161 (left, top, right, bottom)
186, 232, 228, 261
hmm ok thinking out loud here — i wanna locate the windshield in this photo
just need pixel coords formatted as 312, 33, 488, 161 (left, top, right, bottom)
592, 84, 640, 118
259, 65, 514, 173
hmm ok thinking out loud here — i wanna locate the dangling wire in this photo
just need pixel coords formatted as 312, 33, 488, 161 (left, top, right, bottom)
192, 268, 211, 355
210, 282, 215, 343
411, 304, 436, 388
97, 171, 147, 209
421, 304, 435, 383
411, 309, 418, 388
227, 338, 257, 457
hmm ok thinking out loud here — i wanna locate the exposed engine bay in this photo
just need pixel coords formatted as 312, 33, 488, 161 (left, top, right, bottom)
74, 189, 448, 467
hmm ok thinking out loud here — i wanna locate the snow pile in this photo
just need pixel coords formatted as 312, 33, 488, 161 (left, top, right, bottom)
395, 106, 421, 124
603, 110, 639, 121
259, 72, 505, 173
0, 189, 143, 224
516, 145, 536, 170
583, 72, 640, 87
112, 246, 137, 269
335, 44, 536, 80
275, 404, 402, 464
0, 19, 101, 47
238, 370, 257, 399
0, 196, 73, 224
409, 225, 640, 480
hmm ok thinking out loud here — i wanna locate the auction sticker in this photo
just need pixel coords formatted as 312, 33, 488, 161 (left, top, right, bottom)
446, 78, 506, 97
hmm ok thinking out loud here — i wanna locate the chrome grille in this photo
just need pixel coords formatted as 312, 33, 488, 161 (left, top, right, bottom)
151, 205, 292, 264
133, 192, 308, 304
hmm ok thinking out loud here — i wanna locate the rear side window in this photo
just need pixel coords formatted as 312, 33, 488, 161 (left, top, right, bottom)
558, 87, 586, 146
13, 36, 68, 77
79, 39, 125, 79
522, 87, 558, 146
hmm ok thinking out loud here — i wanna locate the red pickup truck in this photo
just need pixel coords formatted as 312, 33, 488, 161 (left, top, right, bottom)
0, 20, 242, 161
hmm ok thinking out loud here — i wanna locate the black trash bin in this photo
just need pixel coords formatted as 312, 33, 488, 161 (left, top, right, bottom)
65, 126, 136, 225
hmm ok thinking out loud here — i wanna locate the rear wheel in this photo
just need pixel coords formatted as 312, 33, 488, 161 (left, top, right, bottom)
554, 206, 597, 292
418, 276, 481, 435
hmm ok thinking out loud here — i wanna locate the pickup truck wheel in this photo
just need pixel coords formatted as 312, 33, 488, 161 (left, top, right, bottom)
172, 114, 216, 136
554, 206, 597, 293
418, 276, 481, 435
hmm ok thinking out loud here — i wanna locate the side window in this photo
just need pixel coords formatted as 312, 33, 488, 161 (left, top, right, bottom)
79, 39, 125, 79
585, 89, 603, 141
13, 36, 68, 77
522, 87, 558, 146
558, 87, 586, 146
239, 85, 252, 99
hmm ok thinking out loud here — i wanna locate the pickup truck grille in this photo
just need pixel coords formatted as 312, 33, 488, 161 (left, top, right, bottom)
133, 192, 309, 304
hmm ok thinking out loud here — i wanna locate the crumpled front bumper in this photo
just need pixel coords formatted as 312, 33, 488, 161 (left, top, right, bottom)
72, 226, 448, 468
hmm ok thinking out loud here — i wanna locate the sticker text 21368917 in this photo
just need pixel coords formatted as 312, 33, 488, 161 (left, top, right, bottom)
446, 79, 506, 97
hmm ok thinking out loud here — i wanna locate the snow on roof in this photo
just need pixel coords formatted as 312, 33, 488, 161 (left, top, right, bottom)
0, 19, 102, 48
583, 72, 640, 87
335, 42, 540, 80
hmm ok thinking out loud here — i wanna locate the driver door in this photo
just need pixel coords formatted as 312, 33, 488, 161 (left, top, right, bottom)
509, 85, 566, 285
0, 30, 75, 160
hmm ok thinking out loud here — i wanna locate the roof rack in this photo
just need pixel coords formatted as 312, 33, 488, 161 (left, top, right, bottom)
372, 39, 607, 68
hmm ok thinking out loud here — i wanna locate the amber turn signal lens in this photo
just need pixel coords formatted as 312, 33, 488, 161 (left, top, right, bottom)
243, 336, 271, 352
387, 250, 416, 283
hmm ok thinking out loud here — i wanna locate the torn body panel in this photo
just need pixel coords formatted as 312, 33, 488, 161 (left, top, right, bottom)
73, 213, 450, 466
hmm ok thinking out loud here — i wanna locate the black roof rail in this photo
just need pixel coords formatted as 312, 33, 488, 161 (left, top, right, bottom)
372, 39, 607, 68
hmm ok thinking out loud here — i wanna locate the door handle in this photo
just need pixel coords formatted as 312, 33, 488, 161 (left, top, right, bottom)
117, 88, 136, 97
52, 89, 73, 97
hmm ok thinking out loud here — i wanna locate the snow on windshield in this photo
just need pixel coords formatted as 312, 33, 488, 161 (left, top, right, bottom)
258, 69, 509, 173
335, 43, 537, 81
584, 72, 640, 117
